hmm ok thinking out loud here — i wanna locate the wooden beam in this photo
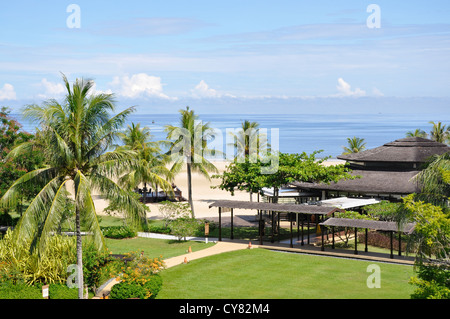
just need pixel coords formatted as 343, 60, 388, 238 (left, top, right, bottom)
354, 227, 358, 255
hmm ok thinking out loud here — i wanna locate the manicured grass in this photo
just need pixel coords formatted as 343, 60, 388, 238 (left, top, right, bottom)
105, 237, 216, 259
157, 248, 415, 299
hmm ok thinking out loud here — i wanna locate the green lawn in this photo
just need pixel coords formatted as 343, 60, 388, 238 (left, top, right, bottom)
157, 248, 415, 299
105, 237, 216, 259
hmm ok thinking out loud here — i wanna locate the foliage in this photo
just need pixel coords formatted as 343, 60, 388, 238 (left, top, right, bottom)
0, 282, 80, 299
0, 107, 45, 214
101, 226, 137, 239
0, 75, 149, 298
362, 201, 403, 221
428, 121, 449, 144
110, 252, 165, 299
0, 229, 76, 285
115, 122, 175, 204
0, 281, 43, 299
82, 243, 112, 291
402, 194, 450, 262
414, 152, 450, 208
109, 281, 148, 299
406, 128, 428, 138
165, 106, 218, 217
169, 217, 204, 241
213, 151, 353, 203
342, 137, 366, 154
409, 262, 450, 299
400, 195, 450, 299
158, 200, 192, 227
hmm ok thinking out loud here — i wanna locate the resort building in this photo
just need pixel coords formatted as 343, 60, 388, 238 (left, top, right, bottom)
290, 137, 450, 202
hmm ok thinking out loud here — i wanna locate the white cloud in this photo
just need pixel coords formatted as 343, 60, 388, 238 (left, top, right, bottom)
109, 73, 175, 100
0, 83, 17, 101
372, 87, 384, 97
190, 80, 235, 98
37, 78, 65, 99
335, 78, 366, 97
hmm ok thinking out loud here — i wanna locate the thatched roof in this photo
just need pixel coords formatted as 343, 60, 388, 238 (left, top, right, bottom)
338, 137, 450, 163
209, 200, 342, 215
292, 169, 421, 195
320, 217, 416, 234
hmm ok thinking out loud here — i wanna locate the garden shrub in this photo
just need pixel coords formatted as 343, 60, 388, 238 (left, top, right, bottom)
110, 281, 147, 299
0, 281, 42, 299
101, 226, 137, 239
143, 273, 163, 299
109, 252, 165, 299
48, 283, 78, 299
169, 217, 203, 241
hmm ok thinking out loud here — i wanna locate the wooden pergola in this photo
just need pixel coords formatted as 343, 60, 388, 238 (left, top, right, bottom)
208, 200, 343, 247
319, 218, 416, 259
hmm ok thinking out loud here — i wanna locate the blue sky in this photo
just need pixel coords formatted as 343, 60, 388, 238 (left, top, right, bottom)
1, 0, 450, 114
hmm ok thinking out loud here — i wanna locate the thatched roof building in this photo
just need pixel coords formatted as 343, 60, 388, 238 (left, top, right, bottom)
293, 137, 450, 200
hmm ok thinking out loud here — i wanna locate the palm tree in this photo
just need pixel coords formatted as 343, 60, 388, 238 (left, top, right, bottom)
414, 152, 450, 207
406, 128, 428, 138
164, 107, 218, 217
0, 74, 147, 299
429, 121, 449, 144
228, 120, 270, 162
116, 122, 174, 203
342, 137, 366, 155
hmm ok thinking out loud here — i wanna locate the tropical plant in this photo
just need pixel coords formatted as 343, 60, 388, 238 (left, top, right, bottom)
228, 120, 270, 162
342, 137, 366, 155
165, 106, 218, 217
414, 152, 450, 208
406, 128, 428, 138
0, 74, 147, 298
116, 122, 174, 204
429, 121, 449, 144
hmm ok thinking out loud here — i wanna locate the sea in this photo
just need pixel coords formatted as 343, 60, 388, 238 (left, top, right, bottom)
13, 112, 450, 159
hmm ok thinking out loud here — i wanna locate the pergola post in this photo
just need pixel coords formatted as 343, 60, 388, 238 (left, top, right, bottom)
218, 207, 222, 242
354, 227, 358, 255
390, 231, 394, 259
259, 211, 263, 245
307, 214, 310, 245
230, 208, 234, 240
271, 211, 275, 243
321, 223, 325, 251
365, 228, 368, 252
398, 232, 402, 256
290, 213, 293, 248
301, 214, 304, 246
297, 213, 300, 241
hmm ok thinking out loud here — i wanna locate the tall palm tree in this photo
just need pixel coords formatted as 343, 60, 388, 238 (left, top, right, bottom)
406, 128, 428, 138
342, 137, 366, 155
116, 122, 174, 203
429, 121, 449, 144
165, 107, 218, 217
0, 75, 146, 299
228, 120, 270, 162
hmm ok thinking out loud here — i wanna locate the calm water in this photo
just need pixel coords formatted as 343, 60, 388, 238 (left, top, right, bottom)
14, 113, 450, 158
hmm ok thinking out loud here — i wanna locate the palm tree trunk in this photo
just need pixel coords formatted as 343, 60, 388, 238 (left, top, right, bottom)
186, 161, 195, 218
75, 205, 84, 299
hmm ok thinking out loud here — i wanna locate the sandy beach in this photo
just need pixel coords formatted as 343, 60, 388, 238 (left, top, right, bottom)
94, 159, 345, 220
